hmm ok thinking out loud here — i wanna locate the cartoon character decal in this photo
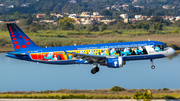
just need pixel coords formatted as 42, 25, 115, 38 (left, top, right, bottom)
154, 45, 162, 52
137, 46, 143, 55
30, 47, 149, 61
101, 49, 109, 56
44, 52, 55, 61
110, 48, 117, 56
89, 50, 94, 55
121, 48, 131, 56
30, 51, 68, 61
67, 54, 73, 60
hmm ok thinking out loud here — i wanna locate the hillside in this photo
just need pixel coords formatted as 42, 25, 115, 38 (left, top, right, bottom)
0, 0, 36, 6
10, 0, 133, 13
0, 0, 180, 16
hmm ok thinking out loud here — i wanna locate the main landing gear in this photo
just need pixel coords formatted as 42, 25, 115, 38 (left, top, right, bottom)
150, 59, 155, 69
91, 62, 100, 74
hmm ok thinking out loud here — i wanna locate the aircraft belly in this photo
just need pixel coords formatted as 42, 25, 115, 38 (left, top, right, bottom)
123, 54, 166, 61
32, 60, 78, 65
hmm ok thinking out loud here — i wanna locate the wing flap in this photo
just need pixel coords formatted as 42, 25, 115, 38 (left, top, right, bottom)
70, 52, 106, 62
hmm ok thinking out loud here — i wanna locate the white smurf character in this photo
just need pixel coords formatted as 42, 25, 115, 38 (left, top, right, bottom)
101, 50, 106, 56
138, 46, 143, 51
54, 55, 58, 61
89, 50, 94, 55
110, 48, 117, 56
44, 52, 54, 61
123, 47, 131, 56
80, 50, 85, 54
136, 46, 143, 55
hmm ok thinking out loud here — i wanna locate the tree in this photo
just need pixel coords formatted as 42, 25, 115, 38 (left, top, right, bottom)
29, 27, 38, 33
151, 22, 163, 30
86, 25, 99, 32
14, 11, 20, 19
27, 13, 33, 19
45, 9, 50, 16
150, 16, 164, 23
135, 22, 149, 30
58, 17, 75, 30
126, 24, 135, 29
25, 18, 33, 25
101, 23, 108, 31
0, 23, 8, 31
112, 11, 120, 19
101, 9, 113, 16
116, 21, 127, 29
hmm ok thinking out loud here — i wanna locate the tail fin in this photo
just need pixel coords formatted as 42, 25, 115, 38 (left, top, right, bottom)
7, 23, 39, 51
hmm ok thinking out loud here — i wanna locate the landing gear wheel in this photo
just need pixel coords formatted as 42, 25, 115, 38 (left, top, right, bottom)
91, 67, 100, 74
91, 68, 96, 74
95, 67, 99, 72
151, 65, 155, 69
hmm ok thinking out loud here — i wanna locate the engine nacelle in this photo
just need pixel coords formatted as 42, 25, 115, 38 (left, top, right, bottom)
106, 57, 123, 68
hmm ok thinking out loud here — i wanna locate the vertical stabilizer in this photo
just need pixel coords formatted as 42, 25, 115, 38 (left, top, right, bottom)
7, 23, 39, 51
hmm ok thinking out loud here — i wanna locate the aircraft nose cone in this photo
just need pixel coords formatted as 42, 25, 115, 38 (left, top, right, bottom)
167, 47, 175, 56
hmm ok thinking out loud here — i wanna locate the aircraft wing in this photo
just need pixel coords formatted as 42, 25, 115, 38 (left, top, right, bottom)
69, 52, 107, 63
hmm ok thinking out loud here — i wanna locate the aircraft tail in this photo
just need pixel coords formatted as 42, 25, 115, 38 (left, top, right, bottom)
7, 23, 39, 51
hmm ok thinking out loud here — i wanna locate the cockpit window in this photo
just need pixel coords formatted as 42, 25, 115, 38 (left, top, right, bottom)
154, 44, 168, 52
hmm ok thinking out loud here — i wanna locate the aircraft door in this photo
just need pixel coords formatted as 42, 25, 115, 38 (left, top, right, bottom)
148, 42, 155, 53
36, 50, 43, 60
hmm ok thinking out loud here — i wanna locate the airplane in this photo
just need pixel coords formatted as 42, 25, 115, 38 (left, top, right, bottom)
5, 23, 175, 74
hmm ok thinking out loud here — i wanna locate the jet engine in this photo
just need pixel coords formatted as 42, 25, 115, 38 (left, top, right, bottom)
106, 57, 124, 68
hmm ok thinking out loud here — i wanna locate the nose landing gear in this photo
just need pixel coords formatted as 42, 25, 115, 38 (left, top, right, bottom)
150, 59, 155, 69
151, 65, 155, 69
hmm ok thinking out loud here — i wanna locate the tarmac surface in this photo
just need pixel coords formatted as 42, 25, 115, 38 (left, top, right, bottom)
0, 99, 179, 101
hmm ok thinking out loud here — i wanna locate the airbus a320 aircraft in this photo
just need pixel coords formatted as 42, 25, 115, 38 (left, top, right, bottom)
6, 23, 175, 74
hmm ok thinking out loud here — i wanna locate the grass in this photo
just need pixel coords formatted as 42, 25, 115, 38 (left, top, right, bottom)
1, 89, 180, 99
1, 27, 180, 52
0, 30, 127, 48
0, 93, 132, 99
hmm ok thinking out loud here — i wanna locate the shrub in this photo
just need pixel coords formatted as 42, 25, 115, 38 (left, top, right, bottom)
126, 24, 135, 29
29, 27, 38, 33
173, 30, 179, 33
143, 90, 152, 101
167, 44, 180, 50
101, 23, 108, 31
110, 86, 125, 91
133, 90, 152, 101
133, 91, 143, 101
163, 88, 169, 91
86, 25, 99, 32
151, 22, 163, 30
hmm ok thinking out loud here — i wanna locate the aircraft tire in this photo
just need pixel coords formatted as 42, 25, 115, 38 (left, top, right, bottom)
91, 68, 96, 74
151, 65, 155, 69
95, 67, 100, 72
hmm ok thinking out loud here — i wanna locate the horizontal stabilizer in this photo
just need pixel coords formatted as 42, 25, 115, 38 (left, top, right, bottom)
7, 51, 28, 56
